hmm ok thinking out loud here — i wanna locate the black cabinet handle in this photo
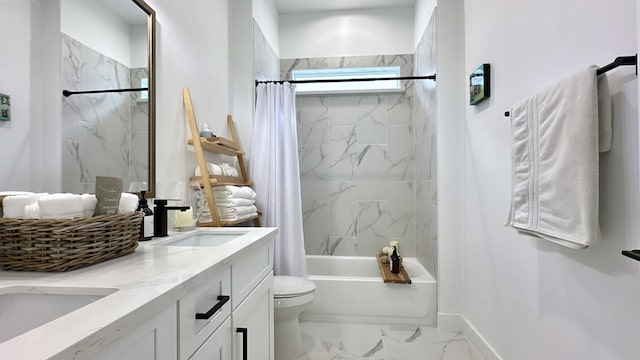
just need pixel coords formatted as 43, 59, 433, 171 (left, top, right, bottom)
195, 295, 230, 320
236, 327, 248, 360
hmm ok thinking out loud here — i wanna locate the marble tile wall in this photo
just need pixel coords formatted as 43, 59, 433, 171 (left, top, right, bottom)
414, 10, 438, 277
61, 34, 147, 193
281, 54, 421, 258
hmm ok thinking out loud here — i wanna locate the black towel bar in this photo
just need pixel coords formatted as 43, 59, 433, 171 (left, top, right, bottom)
504, 54, 637, 117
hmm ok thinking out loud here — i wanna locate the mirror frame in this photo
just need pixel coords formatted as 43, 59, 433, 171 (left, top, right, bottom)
132, 0, 156, 198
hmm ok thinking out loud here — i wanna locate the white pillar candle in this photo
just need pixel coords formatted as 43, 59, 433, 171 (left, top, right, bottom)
174, 207, 193, 228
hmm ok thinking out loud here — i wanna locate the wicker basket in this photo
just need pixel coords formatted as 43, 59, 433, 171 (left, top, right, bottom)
0, 212, 143, 272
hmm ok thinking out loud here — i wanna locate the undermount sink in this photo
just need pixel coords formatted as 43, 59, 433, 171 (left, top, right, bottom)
152, 231, 248, 247
0, 286, 117, 344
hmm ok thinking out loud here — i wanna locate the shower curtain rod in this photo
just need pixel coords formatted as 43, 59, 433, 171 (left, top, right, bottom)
255, 74, 436, 86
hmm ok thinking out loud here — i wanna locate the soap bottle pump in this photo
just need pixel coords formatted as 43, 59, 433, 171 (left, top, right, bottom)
390, 246, 400, 274
199, 123, 212, 139
136, 191, 154, 241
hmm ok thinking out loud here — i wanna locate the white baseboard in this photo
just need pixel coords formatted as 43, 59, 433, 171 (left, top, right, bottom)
437, 312, 464, 332
437, 313, 502, 360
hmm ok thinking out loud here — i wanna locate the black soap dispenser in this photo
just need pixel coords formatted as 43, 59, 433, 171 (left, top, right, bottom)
390, 246, 400, 274
136, 191, 154, 241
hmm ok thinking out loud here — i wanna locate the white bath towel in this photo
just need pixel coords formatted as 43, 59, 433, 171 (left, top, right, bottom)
219, 212, 258, 222
214, 198, 255, 207
195, 163, 223, 177
81, 193, 97, 217
119, 193, 139, 214
216, 205, 257, 216
212, 185, 256, 199
505, 66, 609, 249
38, 193, 84, 219
2, 193, 45, 218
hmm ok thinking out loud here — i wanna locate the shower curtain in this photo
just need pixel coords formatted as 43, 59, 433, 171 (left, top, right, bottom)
251, 83, 307, 277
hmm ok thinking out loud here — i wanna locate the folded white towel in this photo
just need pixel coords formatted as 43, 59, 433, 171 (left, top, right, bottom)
24, 203, 41, 219
119, 193, 139, 213
38, 193, 84, 219
212, 185, 256, 199
195, 163, 223, 177
2, 193, 46, 218
219, 212, 258, 222
214, 198, 255, 207
216, 205, 257, 216
81, 193, 97, 217
505, 66, 605, 249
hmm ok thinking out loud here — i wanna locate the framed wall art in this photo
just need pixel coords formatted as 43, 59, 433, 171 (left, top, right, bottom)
469, 64, 490, 105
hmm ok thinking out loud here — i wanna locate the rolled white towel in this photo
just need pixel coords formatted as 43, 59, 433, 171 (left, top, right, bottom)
195, 163, 223, 177
24, 203, 41, 219
216, 205, 257, 216
214, 198, 255, 207
2, 193, 46, 218
212, 185, 256, 199
119, 193, 139, 214
38, 193, 84, 219
81, 193, 97, 217
219, 163, 239, 177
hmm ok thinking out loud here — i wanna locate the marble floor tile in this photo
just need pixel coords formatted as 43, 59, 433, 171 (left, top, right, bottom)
290, 321, 481, 360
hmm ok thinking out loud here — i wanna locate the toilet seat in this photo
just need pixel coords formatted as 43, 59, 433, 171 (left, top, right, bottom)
273, 275, 315, 299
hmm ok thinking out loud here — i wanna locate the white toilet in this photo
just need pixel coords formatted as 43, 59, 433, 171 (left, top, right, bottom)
273, 275, 316, 360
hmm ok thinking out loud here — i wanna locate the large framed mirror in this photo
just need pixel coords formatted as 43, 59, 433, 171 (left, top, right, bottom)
61, 0, 156, 197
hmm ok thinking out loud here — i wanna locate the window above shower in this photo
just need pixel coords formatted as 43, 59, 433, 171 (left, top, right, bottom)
292, 66, 402, 95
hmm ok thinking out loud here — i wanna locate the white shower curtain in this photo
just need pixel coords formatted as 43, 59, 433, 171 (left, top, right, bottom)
251, 83, 307, 277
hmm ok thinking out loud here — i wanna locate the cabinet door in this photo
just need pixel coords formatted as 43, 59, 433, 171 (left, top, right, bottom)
91, 303, 177, 360
188, 318, 231, 360
179, 265, 232, 360
232, 272, 273, 360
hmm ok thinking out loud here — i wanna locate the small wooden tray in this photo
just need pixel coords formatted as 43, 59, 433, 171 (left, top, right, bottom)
376, 254, 411, 284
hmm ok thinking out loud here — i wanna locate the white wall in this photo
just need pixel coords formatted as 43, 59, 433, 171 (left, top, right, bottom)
61, 0, 131, 67
435, 0, 466, 331
0, 1, 34, 191
130, 24, 149, 69
145, 0, 229, 199
459, 0, 640, 359
279, 7, 414, 58
252, 0, 279, 56
414, 0, 436, 48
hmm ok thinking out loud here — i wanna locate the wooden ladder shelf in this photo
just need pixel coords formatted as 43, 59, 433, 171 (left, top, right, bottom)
183, 88, 261, 227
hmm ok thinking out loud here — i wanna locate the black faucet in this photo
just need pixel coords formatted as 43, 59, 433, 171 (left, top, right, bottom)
153, 199, 191, 237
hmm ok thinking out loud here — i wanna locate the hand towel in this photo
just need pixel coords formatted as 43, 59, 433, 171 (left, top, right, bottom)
212, 185, 256, 199
119, 193, 139, 213
24, 203, 41, 219
505, 66, 606, 249
2, 193, 45, 218
38, 193, 84, 219
195, 163, 223, 177
81, 193, 97, 217
216, 205, 257, 216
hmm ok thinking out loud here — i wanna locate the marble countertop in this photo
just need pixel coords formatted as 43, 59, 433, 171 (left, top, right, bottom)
0, 227, 277, 360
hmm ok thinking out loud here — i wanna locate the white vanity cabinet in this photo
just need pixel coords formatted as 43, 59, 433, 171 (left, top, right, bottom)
229, 240, 274, 360
90, 303, 177, 360
179, 265, 232, 360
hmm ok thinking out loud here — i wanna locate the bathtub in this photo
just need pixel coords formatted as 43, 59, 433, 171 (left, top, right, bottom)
301, 255, 436, 325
